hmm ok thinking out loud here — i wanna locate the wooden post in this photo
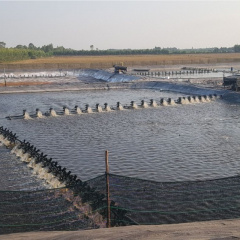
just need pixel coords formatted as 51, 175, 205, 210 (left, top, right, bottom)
105, 150, 111, 228
4, 68, 6, 87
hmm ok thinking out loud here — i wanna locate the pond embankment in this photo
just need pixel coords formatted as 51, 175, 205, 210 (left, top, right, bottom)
2, 218, 240, 240
0, 80, 224, 95
1, 66, 240, 108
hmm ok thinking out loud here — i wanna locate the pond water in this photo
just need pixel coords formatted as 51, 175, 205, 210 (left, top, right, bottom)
1, 89, 240, 187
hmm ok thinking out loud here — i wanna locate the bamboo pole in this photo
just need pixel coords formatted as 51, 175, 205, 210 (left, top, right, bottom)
105, 150, 111, 228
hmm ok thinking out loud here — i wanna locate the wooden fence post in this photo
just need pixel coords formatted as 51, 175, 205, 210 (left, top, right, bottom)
4, 68, 6, 87
105, 150, 111, 228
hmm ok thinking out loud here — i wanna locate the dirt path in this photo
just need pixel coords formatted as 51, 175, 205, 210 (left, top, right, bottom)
1, 219, 240, 240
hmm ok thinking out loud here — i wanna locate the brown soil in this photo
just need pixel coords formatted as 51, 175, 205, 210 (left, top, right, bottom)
0, 82, 53, 87
1, 219, 240, 240
1, 53, 240, 71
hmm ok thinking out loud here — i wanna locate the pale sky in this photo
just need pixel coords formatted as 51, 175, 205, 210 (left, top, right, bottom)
1, 1, 240, 50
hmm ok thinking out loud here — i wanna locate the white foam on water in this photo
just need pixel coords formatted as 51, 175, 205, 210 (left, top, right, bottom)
142, 102, 148, 108
23, 111, 32, 120
45, 172, 55, 183
49, 178, 62, 188
17, 148, 66, 188
187, 97, 194, 103
86, 107, 93, 113
169, 99, 176, 105
149, 100, 157, 107
76, 107, 82, 114
97, 106, 103, 112
0, 137, 66, 188
211, 95, 216, 101
160, 100, 168, 106
11, 143, 20, 154
64, 108, 70, 115
21, 153, 31, 163
36, 110, 44, 118
194, 97, 200, 103
15, 148, 24, 158
38, 167, 49, 179
50, 109, 58, 117
33, 163, 43, 175
105, 106, 112, 112
131, 103, 138, 109
28, 158, 36, 169
0, 135, 10, 146
117, 105, 124, 110
205, 96, 211, 102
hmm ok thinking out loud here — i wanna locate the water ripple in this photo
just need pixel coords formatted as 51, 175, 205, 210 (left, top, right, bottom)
1, 89, 240, 185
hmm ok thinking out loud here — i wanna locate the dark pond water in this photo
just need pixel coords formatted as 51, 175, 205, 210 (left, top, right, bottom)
1, 89, 240, 187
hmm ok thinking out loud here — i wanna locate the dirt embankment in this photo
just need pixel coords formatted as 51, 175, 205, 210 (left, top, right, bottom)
0, 81, 53, 87
1, 53, 240, 71
1, 219, 240, 240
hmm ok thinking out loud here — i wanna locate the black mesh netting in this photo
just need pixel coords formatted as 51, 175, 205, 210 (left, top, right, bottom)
86, 173, 240, 225
0, 188, 102, 235
2, 174, 240, 235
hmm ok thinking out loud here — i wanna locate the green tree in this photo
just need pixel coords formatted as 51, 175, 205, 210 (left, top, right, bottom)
28, 43, 36, 49
41, 44, 53, 52
234, 44, 240, 53
15, 45, 27, 49
0, 42, 6, 48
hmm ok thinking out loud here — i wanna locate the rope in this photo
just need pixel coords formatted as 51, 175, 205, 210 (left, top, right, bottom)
0, 216, 78, 227
108, 217, 240, 225
0, 206, 107, 217
0, 186, 69, 193
110, 205, 240, 214
110, 193, 240, 204
0, 198, 66, 206
108, 181, 240, 194
0, 210, 71, 217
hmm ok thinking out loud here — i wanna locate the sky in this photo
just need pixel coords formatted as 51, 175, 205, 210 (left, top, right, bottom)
0, 1, 240, 50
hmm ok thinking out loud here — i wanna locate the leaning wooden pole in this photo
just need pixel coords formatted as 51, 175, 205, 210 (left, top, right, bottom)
105, 150, 111, 228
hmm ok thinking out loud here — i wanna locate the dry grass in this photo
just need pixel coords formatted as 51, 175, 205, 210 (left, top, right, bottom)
1, 53, 240, 71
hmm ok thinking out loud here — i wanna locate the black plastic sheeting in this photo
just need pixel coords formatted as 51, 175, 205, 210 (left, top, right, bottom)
79, 69, 139, 83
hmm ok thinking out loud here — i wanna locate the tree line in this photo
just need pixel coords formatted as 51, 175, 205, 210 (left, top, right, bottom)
0, 42, 49, 62
0, 41, 240, 62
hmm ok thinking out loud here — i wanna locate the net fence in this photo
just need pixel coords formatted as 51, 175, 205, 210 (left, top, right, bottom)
1, 173, 240, 235
87, 173, 240, 225
0, 187, 105, 235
